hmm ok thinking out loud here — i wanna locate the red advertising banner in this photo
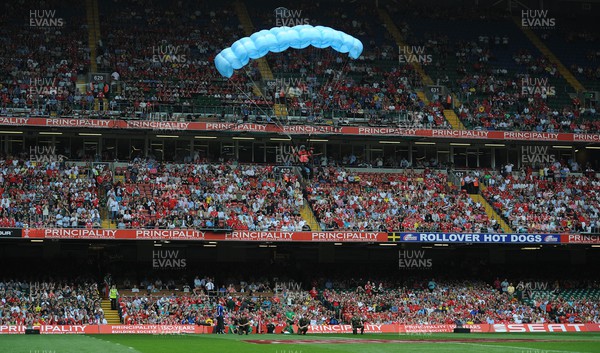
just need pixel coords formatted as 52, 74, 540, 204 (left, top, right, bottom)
561, 234, 600, 244
22, 228, 388, 243
2, 117, 599, 142
2, 323, 599, 334
491, 323, 592, 332
401, 324, 486, 333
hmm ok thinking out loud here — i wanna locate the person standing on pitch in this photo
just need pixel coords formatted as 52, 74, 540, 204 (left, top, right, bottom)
297, 315, 310, 335
216, 302, 225, 334
351, 313, 364, 335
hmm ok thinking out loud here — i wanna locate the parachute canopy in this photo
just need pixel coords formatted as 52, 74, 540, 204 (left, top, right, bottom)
214, 25, 364, 78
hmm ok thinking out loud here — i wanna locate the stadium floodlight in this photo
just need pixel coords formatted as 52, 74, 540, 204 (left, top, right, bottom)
79, 133, 102, 136
0, 131, 23, 134
334, 243, 343, 246
484, 143, 505, 147
232, 137, 255, 140
552, 145, 572, 149
270, 137, 292, 141
194, 136, 217, 139
156, 135, 179, 138
379, 243, 397, 246
414, 141, 436, 145
307, 139, 328, 142
521, 247, 540, 250
379, 141, 401, 144
39, 132, 63, 135
450, 143, 471, 146
585, 146, 600, 149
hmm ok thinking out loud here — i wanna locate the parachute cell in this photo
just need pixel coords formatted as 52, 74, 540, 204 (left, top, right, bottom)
214, 25, 364, 78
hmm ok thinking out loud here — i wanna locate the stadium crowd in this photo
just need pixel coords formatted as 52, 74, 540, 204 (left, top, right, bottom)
0, 278, 106, 326
106, 162, 307, 231
306, 167, 498, 233
481, 167, 600, 233
112, 276, 600, 328
0, 155, 597, 234
0, 156, 110, 228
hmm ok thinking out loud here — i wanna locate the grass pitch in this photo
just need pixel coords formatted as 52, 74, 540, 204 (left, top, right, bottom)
2, 332, 599, 353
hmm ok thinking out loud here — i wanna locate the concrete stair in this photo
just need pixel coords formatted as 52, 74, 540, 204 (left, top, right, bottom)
300, 199, 322, 231
443, 109, 466, 130
470, 192, 513, 233
101, 300, 121, 324
85, 0, 100, 73
101, 219, 116, 229
377, 8, 433, 86
378, 8, 473, 131
512, 16, 586, 93
273, 103, 288, 117
416, 90, 430, 104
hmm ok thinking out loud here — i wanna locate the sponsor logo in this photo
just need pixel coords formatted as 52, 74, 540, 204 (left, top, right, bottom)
493, 323, 584, 332
544, 235, 559, 243
403, 234, 417, 241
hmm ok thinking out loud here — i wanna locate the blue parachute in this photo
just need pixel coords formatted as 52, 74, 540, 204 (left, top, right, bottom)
214, 25, 364, 78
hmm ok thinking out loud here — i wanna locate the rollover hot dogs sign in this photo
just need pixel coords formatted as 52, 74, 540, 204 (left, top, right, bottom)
394, 233, 562, 244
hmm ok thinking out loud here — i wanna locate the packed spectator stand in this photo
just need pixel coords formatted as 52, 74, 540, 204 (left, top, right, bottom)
4, 275, 596, 329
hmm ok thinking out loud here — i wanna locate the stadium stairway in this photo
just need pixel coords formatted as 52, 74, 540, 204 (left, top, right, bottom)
443, 109, 466, 130
300, 199, 322, 231
101, 219, 116, 229
377, 8, 433, 86
86, 0, 109, 111
378, 8, 467, 130
416, 91, 430, 104
235, 1, 273, 99
100, 300, 121, 324
274, 103, 288, 118
513, 17, 586, 93
85, 0, 100, 74
470, 191, 514, 233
